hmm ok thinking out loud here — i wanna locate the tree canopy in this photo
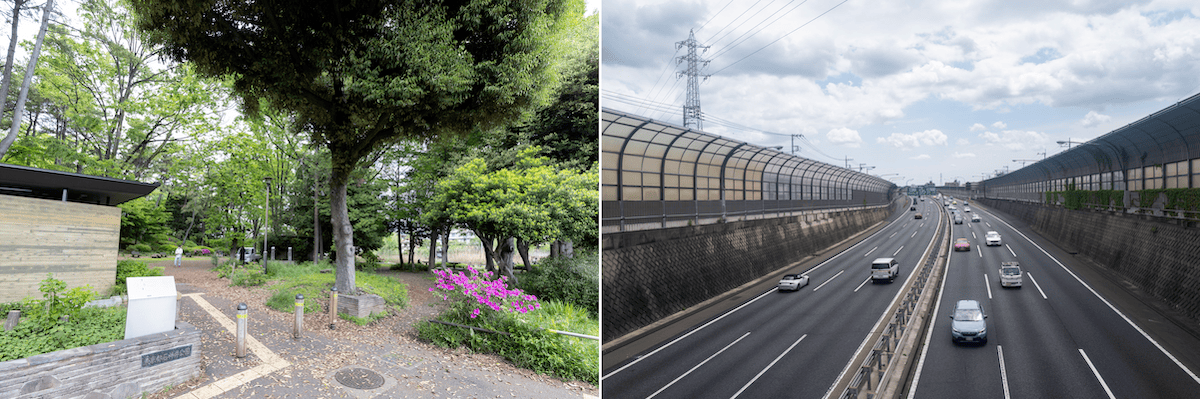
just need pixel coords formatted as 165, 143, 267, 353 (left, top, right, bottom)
130, 0, 586, 292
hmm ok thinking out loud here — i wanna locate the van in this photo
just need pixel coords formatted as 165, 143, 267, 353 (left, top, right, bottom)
871, 257, 899, 283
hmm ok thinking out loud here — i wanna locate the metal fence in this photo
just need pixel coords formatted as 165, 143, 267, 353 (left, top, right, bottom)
602, 108, 897, 233
978, 93, 1200, 208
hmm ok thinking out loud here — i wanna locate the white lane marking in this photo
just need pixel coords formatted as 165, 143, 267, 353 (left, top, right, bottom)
646, 332, 752, 399
865, 246, 878, 257
978, 246, 983, 258
893, 245, 904, 256
729, 334, 808, 399
908, 231, 955, 398
972, 231, 977, 239
890, 231, 898, 238
985, 274, 993, 299
1006, 244, 1016, 257
1027, 272, 1048, 300
829, 204, 945, 399
604, 204, 917, 380
813, 270, 846, 292
990, 207, 1200, 384
1080, 349, 1117, 399
987, 222, 992, 228
854, 277, 871, 292
999, 346, 1011, 399
911, 230, 918, 238
602, 288, 774, 379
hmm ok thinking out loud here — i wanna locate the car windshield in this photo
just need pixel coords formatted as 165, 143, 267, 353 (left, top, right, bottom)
954, 309, 983, 321
782, 275, 798, 280
872, 263, 891, 269
1002, 267, 1019, 275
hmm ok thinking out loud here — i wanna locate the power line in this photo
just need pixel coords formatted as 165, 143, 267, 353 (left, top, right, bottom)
709, 0, 850, 76
696, 0, 738, 33
705, 0, 774, 49
708, 0, 809, 61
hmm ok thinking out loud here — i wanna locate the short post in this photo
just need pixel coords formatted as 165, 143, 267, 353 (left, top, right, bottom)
329, 287, 338, 330
5, 310, 19, 331
235, 303, 248, 358
293, 294, 304, 339
288, 247, 293, 262
271, 246, 276, 261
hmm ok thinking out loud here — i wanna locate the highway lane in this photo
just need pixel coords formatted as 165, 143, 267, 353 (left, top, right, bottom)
602, 197, 944, 399
911, 199, 1200, 398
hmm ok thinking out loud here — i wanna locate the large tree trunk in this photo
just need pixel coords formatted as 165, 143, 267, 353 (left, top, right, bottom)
478, 231, 497, 274
440, 230, 449, 269
396, 230, 403, 264
516, 238, 532, 270
312, 181, 321, 262
407, 228, 417, 265
496, 237, 517, 286
427, 227, 438, 269
329, 168, 356, 294
553, 239, 574, 258
0, 0, 50, 158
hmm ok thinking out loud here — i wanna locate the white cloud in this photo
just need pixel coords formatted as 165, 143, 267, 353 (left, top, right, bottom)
826, 127, 864, 147
911, 154, 931, 160
991, 121, 1007, 129
953, 152, 976, 158
877, 129, 949, 149
969, 123, 987, 132
956, 138, 970, 146
979, 129, 1050, 151
1081, 110, 1112, 127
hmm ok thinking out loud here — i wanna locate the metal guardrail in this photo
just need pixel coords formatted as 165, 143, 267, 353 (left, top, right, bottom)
841, 200, 950, 399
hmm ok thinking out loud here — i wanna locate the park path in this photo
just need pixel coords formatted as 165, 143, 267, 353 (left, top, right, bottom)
141, 258, 597, 399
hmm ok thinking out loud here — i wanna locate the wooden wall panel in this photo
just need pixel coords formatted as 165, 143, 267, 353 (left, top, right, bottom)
0, 195, 120, 303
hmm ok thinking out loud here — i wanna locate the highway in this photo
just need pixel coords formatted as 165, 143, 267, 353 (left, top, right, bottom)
910, 200, 1200, 398
601, 197, 944, 398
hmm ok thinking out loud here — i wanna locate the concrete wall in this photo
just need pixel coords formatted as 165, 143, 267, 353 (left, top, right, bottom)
0, 194, 121, 303
977, 198, 1200, 324
0, 321, 202, 399
602, 204, 894, 342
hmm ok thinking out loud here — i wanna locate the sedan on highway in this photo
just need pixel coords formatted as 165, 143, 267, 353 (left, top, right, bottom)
915, 213, 923, 219
953, 214, 963, 224
954, 238, 971, 251
985, 231, 1002, 246
777, 274, 810, 291
950, 299, 988, 344
971, 214, 981, 222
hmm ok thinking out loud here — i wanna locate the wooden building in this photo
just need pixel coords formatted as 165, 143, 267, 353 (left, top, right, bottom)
0, 163, 157, 303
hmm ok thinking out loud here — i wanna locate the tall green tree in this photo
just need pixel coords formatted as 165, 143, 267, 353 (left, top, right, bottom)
131, 0, 585, 293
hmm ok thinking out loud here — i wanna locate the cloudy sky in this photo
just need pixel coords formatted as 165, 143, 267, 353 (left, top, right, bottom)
601, 0, 1200, 186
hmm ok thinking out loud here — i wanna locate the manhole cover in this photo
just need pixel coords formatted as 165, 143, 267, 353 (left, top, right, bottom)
334, 367, 385, 390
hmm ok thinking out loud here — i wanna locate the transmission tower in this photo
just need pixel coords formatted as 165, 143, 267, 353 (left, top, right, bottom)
676, 29, 710, 130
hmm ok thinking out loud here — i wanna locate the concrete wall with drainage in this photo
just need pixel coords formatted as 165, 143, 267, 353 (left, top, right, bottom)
602, 200, 900, 342
0, 321, 202, 399
977, 198, 1200, 325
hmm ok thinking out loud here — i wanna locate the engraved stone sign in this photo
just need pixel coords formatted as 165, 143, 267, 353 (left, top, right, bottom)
142, 345, 192, 368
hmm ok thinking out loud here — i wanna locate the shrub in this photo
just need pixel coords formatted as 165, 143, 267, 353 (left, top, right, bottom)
111, 260, 164, 296
263, 261, 408, 314
231, 269, 268, 287
520, 253, 598, 317
128, 243, 152, 253
0, 274, 126, 362
429, 268, 539, 319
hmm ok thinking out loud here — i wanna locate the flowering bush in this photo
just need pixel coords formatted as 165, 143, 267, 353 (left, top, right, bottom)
429, 268, 540, 318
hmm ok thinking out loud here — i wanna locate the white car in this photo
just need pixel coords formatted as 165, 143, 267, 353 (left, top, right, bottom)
985, 231, 1002, 246
964, 206, 971, 212
1000, 262, 1022, 288
971, 214, 981, 222
778, 274, 810, 291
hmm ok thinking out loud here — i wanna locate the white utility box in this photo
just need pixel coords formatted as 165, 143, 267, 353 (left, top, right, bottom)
124, 276, 178, 339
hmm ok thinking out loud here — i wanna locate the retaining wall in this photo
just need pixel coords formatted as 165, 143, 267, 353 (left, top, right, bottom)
0, 194, 121, 302
0, 321, 202, 399
602, 204, 895, 342
977, 198, 1200, 324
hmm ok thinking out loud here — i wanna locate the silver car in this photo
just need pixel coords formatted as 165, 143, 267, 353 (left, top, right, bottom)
778, 274, 810, 291
950, 299, 988, 344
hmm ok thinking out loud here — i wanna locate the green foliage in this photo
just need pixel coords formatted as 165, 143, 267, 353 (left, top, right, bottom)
340, 311, 389, 326
111, 260, 164, 296
521, 253, 599, 317
1141, 189, 1165, 209
0, 306, 126, 362
231, 269, 268, 287
262, 262, 408, 314
119, 196, 172, 249
28, 274, 97, 324
417, 299, 597, 384
1164, 188, 1200, 216
128, 243, 153, 253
